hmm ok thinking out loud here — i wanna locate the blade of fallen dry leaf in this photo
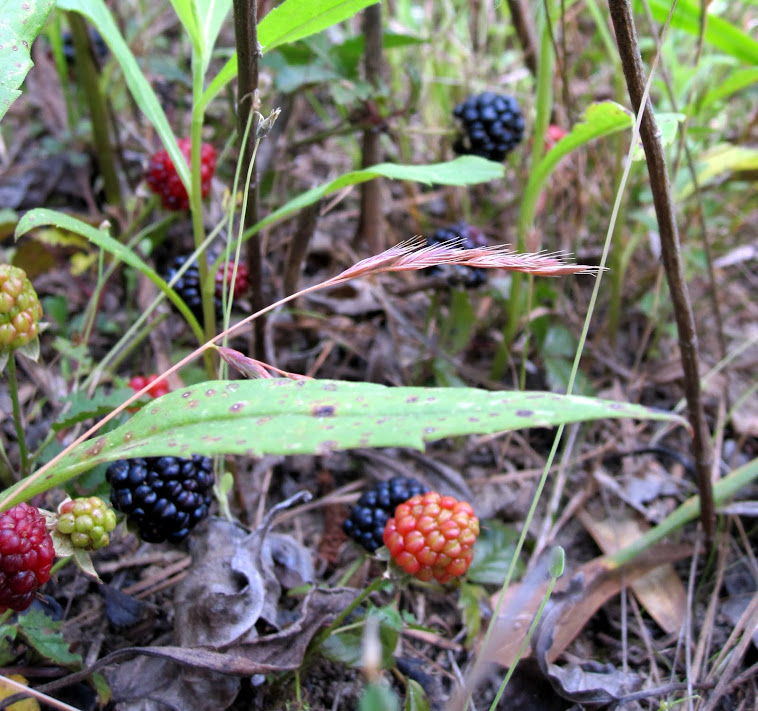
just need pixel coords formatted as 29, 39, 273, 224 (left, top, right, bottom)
489, 543, 692, 667
577, 507, 687, 635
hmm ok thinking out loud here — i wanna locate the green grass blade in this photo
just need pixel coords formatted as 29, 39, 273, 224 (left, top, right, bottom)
246, 156, 504, 237
0, 379, 687, 508
0, 0, 55, 122
637, 0, 758, 64
15, 209, 205, 343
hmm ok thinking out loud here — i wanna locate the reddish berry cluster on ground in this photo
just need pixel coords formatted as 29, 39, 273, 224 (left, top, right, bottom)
145, 138, 217, 210
383, 492, 480, 584
0, 503, 55, 612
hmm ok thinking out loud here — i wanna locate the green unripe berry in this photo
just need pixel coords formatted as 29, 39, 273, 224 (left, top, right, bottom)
57, 496, 117, 551
0, 265, 43, 351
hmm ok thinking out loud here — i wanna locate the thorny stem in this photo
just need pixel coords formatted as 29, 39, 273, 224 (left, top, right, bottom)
608, 0, 714, 542
6, 356, 28, 479
233, 0, 266, 360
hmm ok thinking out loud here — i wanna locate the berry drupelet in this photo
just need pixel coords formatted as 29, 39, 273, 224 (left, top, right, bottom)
0, 503, 55, 612
425, 223, 489, 289
383, 491, 479, 584
0, 265, 43, 351
343, 476, 429, 553
145, 138, 216, 211
106, 455, 214, 544
453, 92, 525, 162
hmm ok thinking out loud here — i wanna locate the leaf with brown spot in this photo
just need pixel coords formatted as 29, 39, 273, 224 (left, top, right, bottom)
2, 379, 687, 508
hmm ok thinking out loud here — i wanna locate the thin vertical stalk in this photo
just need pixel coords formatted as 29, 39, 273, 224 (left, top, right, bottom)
354, 4, 384, 253
607, 0, 714, 541
67, 12, 122, 210
233, 0, 266, 359
6, 357, 28, 479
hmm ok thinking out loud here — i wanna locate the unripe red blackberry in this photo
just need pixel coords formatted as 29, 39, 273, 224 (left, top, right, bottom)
145, 138, 217, 211
383, 492, 479, 584
128, 374, 170, 400
453, 92, 525, 162
106, 455, 214, 543
0, 503, 55, 612
215, 261, 250, 301
56, 497, 117, 550
0, 265, 43, 350
425, 223, 488, 288
343, 477, 429, 553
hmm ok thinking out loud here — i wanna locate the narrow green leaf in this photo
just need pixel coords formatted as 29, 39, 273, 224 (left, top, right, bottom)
168, 0, 203, 58
200, 0, 378, 111
404, 680, 430, 711
56, 0, 190, 191
246, 157, 504, 238
15, 209, 204, 343
678, 144, 758, 200
0, 0, 55, 122
359, 683, 400, 711
637, 0, 758, 65
198, 0, 233, 70
0, 379, 687, 509
700, 67, 758, 111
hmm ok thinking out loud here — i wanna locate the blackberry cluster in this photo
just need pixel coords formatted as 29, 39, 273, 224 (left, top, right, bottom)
343, 476, 429, 553
453, 92, 525, 162
106, 455, 214, 544
165, 256, 222, 324
425, 223, 488, 289
0, 503, 55, 612
61, 29, 109, 68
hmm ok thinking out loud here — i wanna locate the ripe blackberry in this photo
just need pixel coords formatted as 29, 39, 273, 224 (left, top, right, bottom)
0, 265, 43, 350
106, 455, 214, 543
0, 503, 55, 612
165, 255, 223, 323
383, 492, 479, 584
56, 497, 117, 550
145, 138, 216, 211
425, 223, 488, 289
343, 476, 429, 553
453, 92, 525, 162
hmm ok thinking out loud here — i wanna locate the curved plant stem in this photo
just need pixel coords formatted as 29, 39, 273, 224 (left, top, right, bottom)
6, 356, 28, 479
608, 0, 714, 542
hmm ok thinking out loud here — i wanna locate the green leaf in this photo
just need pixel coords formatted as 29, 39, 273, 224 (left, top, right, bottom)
246, 157, 505, 238
466, 520, 525, 585
56, 0, 190, 192
530, 102, 633, 196
18, 608, 82, 667
404, 680, 430, 711
458, 583, 485, 648
636, 0, 758, 65
0, 379, 687, 508
168, 0, 202, 58
700, 67, 758, 111
678, 144, 758, 200
52, 387, 135, 432
0, 0, 54, 122
322, 606, 401, 668
360, 683, 400, 711
169, 0, 232, 72
15, 209, 204, 343
200, 0, 379, 111
0, 623, 19, 666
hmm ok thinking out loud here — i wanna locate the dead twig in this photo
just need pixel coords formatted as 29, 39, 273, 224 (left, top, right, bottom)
607, 0, 714, 542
